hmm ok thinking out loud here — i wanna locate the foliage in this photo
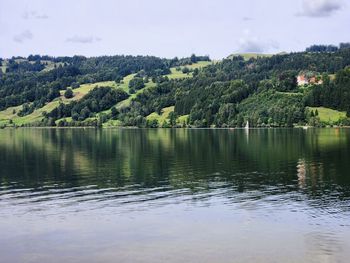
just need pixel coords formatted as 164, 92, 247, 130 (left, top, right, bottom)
64, 88, 74, 99
128, 77, 145, 93
2, 44, 350, 128
47, 87, 128, 123
306, 68, 350, 115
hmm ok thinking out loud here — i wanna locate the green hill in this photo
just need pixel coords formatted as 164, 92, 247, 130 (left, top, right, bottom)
307, 107, 347, 124
1, 45, 350, 128
228, 53, 273, 60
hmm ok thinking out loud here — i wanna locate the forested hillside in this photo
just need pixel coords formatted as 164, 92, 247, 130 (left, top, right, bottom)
1, 44, 350, 128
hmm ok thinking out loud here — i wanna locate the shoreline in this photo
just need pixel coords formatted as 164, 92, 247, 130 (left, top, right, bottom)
1, 126, 350, 130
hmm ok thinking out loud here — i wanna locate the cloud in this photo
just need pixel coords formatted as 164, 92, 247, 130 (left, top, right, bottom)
22, 10, 48, 19
242, 17, 253, 21
13, 30, 33, 43
237, 30, 278, 53
297, 0, 343, 17
66, 35, 102, 44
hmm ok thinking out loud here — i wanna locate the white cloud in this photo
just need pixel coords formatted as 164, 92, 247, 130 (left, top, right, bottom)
66, 35, 102, 44
237, 30, 278, 53
13, 30, 33, 43
22, 11, 49, 20
297, 0, 344, 17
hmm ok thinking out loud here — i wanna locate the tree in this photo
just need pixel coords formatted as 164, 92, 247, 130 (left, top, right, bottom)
182, 67, 190, 74
80, 106, 91, 120
129, 77, 145, 91
71, 82, 80, 89
147, 119, 159, 128
47, 88, 60, 102
277, 71, 297, 91
190, 54, 197, 63
168, 111, 177, 127
64, 88, 74, 99
111, 107, 119, 119
340, 43, 350, 50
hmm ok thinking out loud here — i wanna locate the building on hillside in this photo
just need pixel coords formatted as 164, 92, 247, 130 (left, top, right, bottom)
297, 73, 323, 86
297, 75, 308, 85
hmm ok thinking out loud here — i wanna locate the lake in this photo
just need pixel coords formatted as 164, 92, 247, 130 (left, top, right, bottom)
0, 128, 349, 263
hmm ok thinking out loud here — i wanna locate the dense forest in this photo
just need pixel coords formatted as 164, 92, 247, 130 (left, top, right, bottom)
1, 43, 350, 128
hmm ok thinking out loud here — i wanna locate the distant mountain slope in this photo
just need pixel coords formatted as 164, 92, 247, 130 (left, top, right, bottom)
227, 53, 273, 61
1, 45, 350, 128
0, 58, 210, 127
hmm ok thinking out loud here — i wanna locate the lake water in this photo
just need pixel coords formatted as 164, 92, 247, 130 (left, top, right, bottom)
0, 128, 349, 263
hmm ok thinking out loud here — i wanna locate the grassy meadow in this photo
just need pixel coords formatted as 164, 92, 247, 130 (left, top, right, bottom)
307, 106, 347, 124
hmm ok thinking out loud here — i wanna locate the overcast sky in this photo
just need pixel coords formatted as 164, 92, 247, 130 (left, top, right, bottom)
0, 0, 349, 59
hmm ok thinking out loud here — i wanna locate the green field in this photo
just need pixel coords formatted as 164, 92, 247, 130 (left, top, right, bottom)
146, 106, 175, 124
102, 119, 123, 128
166, 68, 192, 79
166, 61, 212, 79
65, 81, 118, 99
0, 101, 62, 126
184, 61, 212, 69
146, 106, 189, 126
307, 107, 347, 123
177, 114, 189, 125
114, 74, 136, 93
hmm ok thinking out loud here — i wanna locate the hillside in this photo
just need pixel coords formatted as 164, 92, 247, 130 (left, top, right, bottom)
1, 44, 350, 128
227, 53, 273, 61
0, 55, 211, 127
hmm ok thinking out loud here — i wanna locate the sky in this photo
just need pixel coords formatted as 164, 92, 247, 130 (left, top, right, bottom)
0, 0, 349, 59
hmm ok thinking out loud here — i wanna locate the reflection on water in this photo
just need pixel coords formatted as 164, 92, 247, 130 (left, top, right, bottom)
305, 231, 344, 263
0, 128, 349, 263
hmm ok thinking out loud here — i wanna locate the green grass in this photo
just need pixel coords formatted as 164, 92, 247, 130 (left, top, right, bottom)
185, 61, 212, 69
114, 74, 136, 93
146, 107, 189, 126
0, 105, 23, 120
177, 114, 189, 124
307, 107, 347, 123
146, 106, 175, 124
0, 103, 53, 126
66, 81, 118, 98
166, 68, 192, 80
54, 117, 73, 125
116, 80, 157, 110
102, 119, 123, 128
166, 61, 212, 80
1, 101, 62, 126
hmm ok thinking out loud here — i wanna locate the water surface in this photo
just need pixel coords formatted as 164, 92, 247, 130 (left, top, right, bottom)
0, 128, 349, 263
